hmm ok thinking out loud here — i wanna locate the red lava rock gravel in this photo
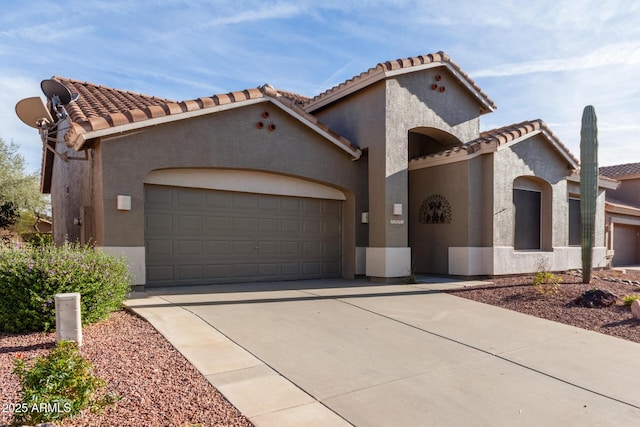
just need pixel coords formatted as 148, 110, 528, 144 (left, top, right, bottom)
1, 310, 252, 427
448, 270, 640, 344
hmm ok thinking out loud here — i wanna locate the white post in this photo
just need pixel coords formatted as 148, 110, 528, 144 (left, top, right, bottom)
55, 293, 83, 346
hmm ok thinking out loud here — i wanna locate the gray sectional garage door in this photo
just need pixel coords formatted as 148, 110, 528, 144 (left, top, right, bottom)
613, 224, 639, 267
144, 185, 342, 286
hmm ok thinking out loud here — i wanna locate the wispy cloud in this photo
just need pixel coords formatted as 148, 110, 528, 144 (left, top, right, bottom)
471, 41, 640, 78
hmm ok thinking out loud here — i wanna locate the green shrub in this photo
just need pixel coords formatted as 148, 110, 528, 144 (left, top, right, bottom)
0, 242, 131, 333
533, 271, 561, 296
622, 294, 640, 306
12, 340, 118, 425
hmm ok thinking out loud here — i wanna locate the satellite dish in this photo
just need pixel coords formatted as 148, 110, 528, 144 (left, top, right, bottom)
41, 79, 73, 105
15, 97, 54, 129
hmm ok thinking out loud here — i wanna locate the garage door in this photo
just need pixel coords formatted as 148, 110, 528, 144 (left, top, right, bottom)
613, 224, 639, 267
144, 185, 342, 286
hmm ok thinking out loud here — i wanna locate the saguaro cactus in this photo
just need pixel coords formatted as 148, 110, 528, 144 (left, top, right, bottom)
580, 105, 598, 284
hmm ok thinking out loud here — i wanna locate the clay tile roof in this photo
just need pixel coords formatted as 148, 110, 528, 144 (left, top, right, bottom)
51, 77, 359, 159
410, 119, 579, 166
306, 51, 496, 112
55, 76, 176, 135
599, 162, 640, 178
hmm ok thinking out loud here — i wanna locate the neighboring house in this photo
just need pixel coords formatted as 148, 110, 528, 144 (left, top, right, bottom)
600, 162, 640, 266
24, 51, 613, 287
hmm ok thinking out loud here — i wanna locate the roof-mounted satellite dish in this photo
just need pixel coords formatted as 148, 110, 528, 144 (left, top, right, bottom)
15, 97, 54, 129
41, 79, 73, 105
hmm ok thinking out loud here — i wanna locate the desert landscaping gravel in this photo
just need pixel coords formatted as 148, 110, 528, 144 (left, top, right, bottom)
448, 269, 640, 344
1, 310, 252, 427
2, 269, 639, 426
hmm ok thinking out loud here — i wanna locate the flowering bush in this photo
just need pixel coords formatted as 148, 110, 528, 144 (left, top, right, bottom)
0, 242, 131, 333
12, 340, 118, 424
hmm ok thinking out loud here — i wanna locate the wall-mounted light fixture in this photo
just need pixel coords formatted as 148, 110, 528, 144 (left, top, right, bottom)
117, 195, 131, 211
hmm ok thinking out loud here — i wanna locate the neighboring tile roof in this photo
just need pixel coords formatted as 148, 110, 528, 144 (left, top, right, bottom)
410, 119, 579, 166
305, 51, 496, 113
599, 162, 640, 178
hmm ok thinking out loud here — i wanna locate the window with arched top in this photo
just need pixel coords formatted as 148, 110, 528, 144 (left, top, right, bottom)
513, 176, 552, 251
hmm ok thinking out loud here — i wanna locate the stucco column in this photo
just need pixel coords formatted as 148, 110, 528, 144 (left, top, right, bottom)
365, 136, 411, 281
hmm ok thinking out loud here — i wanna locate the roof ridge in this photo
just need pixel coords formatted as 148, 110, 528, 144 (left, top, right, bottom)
410, 118, 579, 166
305, 51, 496, 111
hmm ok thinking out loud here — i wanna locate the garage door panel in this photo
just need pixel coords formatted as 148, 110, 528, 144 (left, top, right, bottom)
177, 189, 203, 206
147, 265, 174, 282
282, 220, 301, 233
205, 216, 232, 231
176, 240, 202, 256
258, 263, 280, 276
304, 220, 321, 234
303, 241, 321, 255
207, 264, 232, 278
145, 186, 173, 205
234, 264, 258, 277
281, 198, 300, 212
614, 225, 639, 266
258, 195, 279, 210
324, 241, 342, 257
303, 262, 322, 275
282, 241, 300, 254
258, 241, 279, 254
205, 191, 232, 208
146, 213, 173, 230
323, 200, 341, 215
304, 199, 322, 214
177, 215, 202, 231
233, 241, 257, 254
145, 185, 342, 286
233, 193, 257, 209
324, 262, 341, 275
258, 218, 279, 232
206, 240, 232, 255
147, 239, 173, 256
177, 264, 203, 280
323, 219, 341, 235
233, 217, 257, 232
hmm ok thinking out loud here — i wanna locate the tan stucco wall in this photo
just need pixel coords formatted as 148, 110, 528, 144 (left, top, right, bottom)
607, 178, 640, 207
492, 134, 572, 249
50, 122, 92, 244
313, 67, 482, 252
91, 101, 368, 278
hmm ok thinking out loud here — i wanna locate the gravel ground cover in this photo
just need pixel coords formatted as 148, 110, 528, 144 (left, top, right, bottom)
1, 310, 252, 427
448, 269, 640, 344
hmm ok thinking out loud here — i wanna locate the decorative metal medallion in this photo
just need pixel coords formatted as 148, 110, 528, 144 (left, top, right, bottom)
418, 194, 452, 224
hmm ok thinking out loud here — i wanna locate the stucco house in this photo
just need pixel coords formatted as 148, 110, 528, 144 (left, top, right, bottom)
600, 162, 640, 266
27, 51, 613, 287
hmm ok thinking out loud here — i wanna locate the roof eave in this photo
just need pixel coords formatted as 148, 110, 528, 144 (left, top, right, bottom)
305, 62, 496, 114
67, 97, 361, 160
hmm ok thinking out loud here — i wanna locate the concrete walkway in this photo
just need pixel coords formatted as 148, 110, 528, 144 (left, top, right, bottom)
125, 278, 640, 426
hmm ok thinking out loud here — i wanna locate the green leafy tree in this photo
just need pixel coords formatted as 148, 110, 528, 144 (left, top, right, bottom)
0, 135, 47, 228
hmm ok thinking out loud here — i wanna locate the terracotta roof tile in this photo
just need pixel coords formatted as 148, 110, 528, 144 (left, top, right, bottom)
51, 77, 360, 158
307, 51, 496, 112
599, 162, 640, 178
410, 119, 579, 166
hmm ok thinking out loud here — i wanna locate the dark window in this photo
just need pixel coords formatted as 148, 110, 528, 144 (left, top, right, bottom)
569, 198, 581, 246
514, 189, 541, 250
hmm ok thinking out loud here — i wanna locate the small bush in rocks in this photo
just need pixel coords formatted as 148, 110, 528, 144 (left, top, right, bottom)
622, 294, 640, 306
12, 340, 119, 425
533, 271, 561, 296
0, 242, 131, 333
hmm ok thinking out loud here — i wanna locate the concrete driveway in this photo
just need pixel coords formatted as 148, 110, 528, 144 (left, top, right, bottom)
125, 278, 640, 426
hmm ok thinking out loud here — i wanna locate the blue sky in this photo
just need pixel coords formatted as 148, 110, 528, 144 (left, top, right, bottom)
1, 0, 639, 172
